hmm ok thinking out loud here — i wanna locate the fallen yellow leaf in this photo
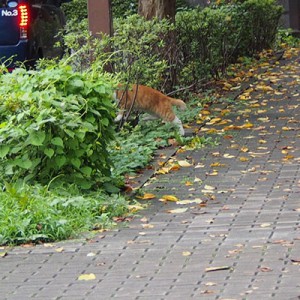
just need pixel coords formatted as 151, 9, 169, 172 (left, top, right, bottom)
78, 273, 96, 281
260, 223, 271, 228
142, 224, 154, 229
136, 193, 156, 200
167, 208, 188, 214
177, 160, 193, 167
241, 123, 254, 129
241, 146, 249, 153
161, 195, 179, 202
177, 199, 203, 205
0, 251, 7, 258
208, 170, 218, 176
55, 247, 64, 253
239, 157, 249, 162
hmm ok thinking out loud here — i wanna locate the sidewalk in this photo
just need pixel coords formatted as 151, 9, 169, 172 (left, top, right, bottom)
1, 48, 300, 300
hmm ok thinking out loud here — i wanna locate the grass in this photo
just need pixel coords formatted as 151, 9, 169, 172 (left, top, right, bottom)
0, 183, 129, 246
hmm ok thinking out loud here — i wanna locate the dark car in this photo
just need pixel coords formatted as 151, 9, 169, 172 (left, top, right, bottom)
0, 0, 66, 70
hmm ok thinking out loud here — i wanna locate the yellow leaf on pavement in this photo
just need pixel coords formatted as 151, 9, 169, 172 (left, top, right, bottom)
177, 199, 203, 205
241, 123, 254, 129
78, 273, 96, 281
55, 247, 64, 253
167, 208, 188, 214
136, 193, 156, 200
241, 146, 249, 153
161, 195, 179, 202
239, 157, 249, 162
177, 160, 193, 167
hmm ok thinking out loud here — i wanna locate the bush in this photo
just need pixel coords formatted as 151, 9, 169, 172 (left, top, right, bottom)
175, 0, 283, 86
62, 0, 282, 90
176, 5, 242, 83
0, 64, 116, 189
238, 0, 284, 55
61, 0, 87, 22
112, 15, 172, 88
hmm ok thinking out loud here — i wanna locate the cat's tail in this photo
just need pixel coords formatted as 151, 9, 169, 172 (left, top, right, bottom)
170, 98, 187, 110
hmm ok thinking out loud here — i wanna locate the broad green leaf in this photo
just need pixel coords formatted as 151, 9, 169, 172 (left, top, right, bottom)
44, 148, 54, 158
14, 159, 32, 169
51, 137, 64, 148
101, 118, 109, 127
29, 131, 46, 146
71, 79, 84, 88
81, 166, 92, 177
0, 145, 9, 158
55, 156, 66, 168
64, 129, 75, 138
71, 158, 81, 169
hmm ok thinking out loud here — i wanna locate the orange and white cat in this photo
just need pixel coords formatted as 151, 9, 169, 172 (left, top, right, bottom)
114, 84, 186, 135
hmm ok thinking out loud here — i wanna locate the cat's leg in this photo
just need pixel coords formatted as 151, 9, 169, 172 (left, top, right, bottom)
172, 115, 185, 136
114, 112, 123, 122
140, 113, 159, 121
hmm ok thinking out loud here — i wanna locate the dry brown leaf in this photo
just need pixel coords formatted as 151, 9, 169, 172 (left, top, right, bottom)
260, 267, 273, 272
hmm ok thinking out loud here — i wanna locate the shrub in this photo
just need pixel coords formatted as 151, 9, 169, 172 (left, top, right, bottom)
175, 5, 242, 84
61, 0, 283, 91
61, 0, 87, 22
237, 0, 284, 55
0, 64, 116, 189
175, 0, 283, 86
112, 15, 172, 88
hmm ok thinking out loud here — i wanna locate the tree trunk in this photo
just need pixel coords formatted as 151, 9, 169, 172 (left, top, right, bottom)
138, 0, 176, 21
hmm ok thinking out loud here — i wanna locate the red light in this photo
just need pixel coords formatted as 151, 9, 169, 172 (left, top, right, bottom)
19, 4, 29, 38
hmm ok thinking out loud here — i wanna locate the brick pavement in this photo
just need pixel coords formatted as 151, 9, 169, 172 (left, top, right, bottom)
1, 49, 300, 300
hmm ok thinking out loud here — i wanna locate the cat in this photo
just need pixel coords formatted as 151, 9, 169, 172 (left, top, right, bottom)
114, 84, 186, 135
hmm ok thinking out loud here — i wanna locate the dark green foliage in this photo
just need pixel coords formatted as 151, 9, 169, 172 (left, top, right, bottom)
175, 0, 283, 85
62, 0, 283, 90
112, 0, 138, 18
61, 0, 87, 22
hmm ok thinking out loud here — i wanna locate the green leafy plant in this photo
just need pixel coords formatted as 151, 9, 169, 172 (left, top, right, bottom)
0, 64, 116, 189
